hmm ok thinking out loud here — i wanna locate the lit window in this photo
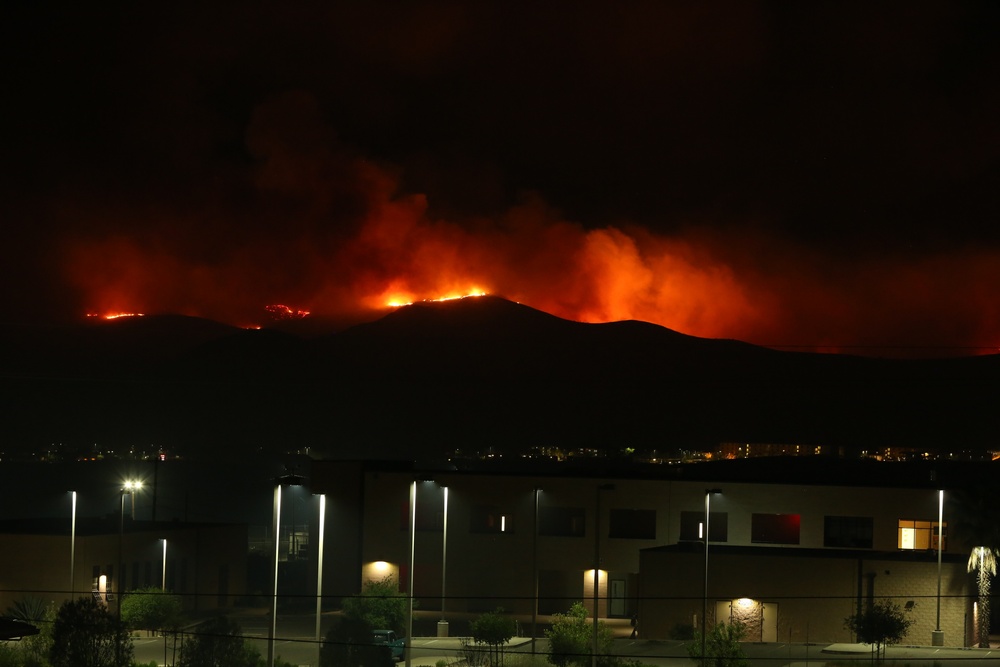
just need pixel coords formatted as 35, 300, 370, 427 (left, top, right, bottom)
898, 519, 946, 550
679, 511, 728, 542
470, 505, 513, 533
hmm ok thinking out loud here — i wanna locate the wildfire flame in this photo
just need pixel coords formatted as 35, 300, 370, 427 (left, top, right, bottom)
87, 312, 145, 320
58, 91, 1000, 357
265, 304, 311, 321
386, 290, 488, 308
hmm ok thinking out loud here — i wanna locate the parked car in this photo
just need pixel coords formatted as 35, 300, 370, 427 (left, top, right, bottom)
373, 629, 405, 661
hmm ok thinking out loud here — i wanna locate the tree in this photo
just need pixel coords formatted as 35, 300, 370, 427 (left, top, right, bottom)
844, 599, 914, 663
342, 575, 409, 634
687, 621, 748, 667
5, 596, 55, 667
952, 484, 1000, 648
49, 597, 132, 667
470, 608, 517, 667
177, 615, 261, 667
320, 616, 393, 667
120, 586, 182, 636
545, 602, 614, 667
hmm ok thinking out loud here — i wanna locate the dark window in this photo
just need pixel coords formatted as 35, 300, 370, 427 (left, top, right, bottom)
400, 500, 445, 531
752, 513, 800, 544
824, 516, 873, 548
609, 509, 656, 539
132, 561, 139, 589
540, 506, 586, 537
92, 565, 100, 579
679, 511, 728, 542
144, 561, 152, 587
470, 505, 513, 533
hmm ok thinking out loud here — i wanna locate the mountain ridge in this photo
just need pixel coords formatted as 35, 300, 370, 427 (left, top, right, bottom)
1, 296, 997, 459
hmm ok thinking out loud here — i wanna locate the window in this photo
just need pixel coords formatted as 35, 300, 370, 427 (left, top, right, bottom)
400, 500, 444, 531
679, 511, 728, 542
540, 506, 586, 537
470, 504, 514, 533
824, 516, 873, 548
751, 513, 800, 544
609, 509, 656, 539
898, 519, 947, 550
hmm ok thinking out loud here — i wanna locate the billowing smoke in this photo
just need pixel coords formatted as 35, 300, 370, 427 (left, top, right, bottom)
60, 92, 1000, 357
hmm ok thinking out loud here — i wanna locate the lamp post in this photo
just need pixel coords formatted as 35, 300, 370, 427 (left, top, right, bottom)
702, 488, 722, 665
118, 481, 142, 612
118, 480, 141, 667
315, 493, 326, 667
933, 489, 944, 646
161, 539, 167, 590
405, 480, 417, 667
532, 487, 540, 657
269, 473, 304, 667
440, 485, 449, 637
593, 484, 615, 667
70, 491, 77, 599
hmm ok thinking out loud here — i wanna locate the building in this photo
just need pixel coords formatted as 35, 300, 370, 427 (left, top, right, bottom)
310, 458, 983, 646
0, 517, 248, 615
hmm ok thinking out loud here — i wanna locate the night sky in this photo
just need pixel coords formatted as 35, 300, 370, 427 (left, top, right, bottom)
4, 2, 1000, 356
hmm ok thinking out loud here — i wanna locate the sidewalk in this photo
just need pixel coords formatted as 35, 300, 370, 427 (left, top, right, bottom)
404, 635, 537, 667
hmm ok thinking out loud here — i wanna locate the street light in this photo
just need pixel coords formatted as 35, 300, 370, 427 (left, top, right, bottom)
532, 487, 540, 657
702, 488, 722, 665
118, 480, 141, 667
69, 491, 77, 599
593, 483, 615, 667
269, 473, 305, 667
118, 480, 142, 611
933, 489, 944, 646
315, 493, 327, 667
440, 485, 449, 637
405, 480, 417, 667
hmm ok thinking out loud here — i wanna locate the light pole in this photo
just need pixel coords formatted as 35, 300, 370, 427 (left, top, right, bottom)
161, 539, 167, 590
439, 485, 449, 637
70, 491, 77, 600
532, 487, 540, 657
593, 484, 614, 667
315, 493, 327, 667
118, 480, 141, 667
118, 480, 142, 612
405, 480, 417, 667
702, 488, 722, 665
933, 489, 944, 645
269, 473, 304, 667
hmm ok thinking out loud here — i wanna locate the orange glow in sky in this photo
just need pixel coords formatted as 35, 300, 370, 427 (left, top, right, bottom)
62, 160, 1000, 358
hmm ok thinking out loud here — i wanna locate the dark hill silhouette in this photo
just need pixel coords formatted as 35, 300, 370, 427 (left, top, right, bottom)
1, 296, 997, 459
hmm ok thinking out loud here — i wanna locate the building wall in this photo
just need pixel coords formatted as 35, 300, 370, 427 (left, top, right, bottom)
0, 523, 247, 615
0, 534, 69, 611
310, 461, 966, 636
638, 548, 970, 646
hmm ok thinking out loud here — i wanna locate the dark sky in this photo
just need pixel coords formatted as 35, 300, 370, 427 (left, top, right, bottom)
4, 2, 1000, 355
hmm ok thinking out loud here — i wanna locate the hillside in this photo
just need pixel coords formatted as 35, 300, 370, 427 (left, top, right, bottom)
1, 297, 997, 460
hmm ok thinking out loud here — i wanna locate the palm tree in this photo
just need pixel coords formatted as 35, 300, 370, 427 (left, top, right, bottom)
952, 484, 1000, 648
